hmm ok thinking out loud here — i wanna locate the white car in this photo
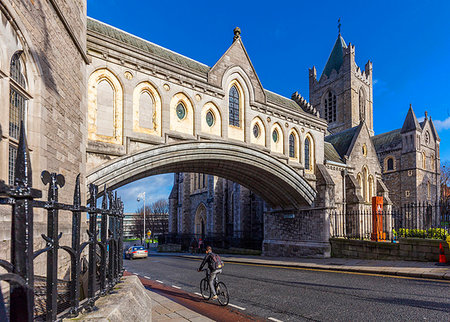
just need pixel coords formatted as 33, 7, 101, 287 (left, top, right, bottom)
125, 246, 148, 259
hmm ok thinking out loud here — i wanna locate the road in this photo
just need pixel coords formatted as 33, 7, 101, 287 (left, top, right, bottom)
125, 255, 450, 321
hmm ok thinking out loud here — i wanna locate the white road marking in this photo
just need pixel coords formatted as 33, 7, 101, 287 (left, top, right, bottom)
144, 276, 150, 279
228, 303, 246, 310
194, 292, 202, 296
172, 285, 181, 289
156, 280, 164, 283
268, 318, 283, 322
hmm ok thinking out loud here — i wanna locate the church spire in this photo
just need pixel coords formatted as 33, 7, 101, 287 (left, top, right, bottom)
320, 23, 347, 79
401, 104, 421, 133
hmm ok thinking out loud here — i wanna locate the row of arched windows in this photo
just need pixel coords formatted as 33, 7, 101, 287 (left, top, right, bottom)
322, 87, 367, 123
357, 166, 375, 203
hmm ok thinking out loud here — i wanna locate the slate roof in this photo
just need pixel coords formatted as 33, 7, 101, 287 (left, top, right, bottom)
324, 141, 344, 163
321, 34, 347, 79
401, 106, 421, 133
324, 125, 359, 158
264, 90, 305, 113
371, 128, 402, 152
87, 18, 211, 75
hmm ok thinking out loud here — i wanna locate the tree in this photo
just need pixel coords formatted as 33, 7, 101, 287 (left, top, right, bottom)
441, 161, 450, 203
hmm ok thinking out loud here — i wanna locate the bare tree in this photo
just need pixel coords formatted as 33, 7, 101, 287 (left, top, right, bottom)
130, 199, 169, 241
441, 161, 450, 203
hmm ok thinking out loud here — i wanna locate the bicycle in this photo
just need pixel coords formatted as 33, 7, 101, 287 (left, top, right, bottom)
199, 269, 229, 306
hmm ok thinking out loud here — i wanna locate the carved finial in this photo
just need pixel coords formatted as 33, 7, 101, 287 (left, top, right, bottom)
14, 121, 32, 187
425, 111, 428, 120
338, 18, 341, 35
233, 27, 241, 42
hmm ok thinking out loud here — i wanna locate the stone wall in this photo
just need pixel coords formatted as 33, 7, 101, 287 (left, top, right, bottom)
330, 237, 450, 262
263, 210, 331, 258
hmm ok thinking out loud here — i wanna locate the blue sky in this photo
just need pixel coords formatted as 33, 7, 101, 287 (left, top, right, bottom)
88, 0, 450, 212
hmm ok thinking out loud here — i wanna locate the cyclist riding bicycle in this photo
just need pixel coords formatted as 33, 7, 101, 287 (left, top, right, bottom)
197, 245, 222, 300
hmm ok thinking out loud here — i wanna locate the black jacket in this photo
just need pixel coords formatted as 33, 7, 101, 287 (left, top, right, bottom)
199, 252, 217, 272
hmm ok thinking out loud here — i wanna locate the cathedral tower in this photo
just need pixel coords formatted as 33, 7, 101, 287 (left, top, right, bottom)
309, 32, 374, 135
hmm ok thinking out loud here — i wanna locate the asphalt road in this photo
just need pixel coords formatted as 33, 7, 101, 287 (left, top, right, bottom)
125, 255, 450, 321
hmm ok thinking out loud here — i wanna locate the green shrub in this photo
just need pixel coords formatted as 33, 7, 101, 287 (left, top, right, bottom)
393, 227, 449, 239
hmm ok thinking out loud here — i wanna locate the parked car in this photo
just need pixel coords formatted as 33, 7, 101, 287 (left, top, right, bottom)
125, 246, 148, 259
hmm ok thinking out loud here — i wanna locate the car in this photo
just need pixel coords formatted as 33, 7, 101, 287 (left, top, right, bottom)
125, 246, 148, 259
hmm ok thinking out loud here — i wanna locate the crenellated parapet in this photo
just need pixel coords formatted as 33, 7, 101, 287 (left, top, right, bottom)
291, 91, 320, 117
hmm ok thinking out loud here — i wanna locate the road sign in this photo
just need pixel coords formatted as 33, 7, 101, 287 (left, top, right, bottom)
147, 230, 151, 237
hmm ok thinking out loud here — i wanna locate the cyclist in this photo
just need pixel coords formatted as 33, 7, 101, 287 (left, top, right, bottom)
197, 245, 222, 300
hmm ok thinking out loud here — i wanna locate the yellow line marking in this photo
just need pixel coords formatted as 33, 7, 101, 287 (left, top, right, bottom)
185, 257, 450, 283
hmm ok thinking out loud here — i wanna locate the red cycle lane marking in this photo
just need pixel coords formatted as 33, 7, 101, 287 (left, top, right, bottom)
124, 271, 264, 322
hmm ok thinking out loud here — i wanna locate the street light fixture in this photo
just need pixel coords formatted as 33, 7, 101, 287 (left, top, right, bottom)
137, 192, 146, 244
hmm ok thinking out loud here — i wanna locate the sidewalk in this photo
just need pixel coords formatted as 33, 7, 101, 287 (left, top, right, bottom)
152, 251, 450, 280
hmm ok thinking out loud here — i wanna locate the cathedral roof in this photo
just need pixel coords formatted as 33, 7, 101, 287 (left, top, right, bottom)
400, 105, 421, 133
321, 34, 347, 79
371, 128, 402, 152
324, 125, 359, 159
324, 141, 344, 163
87, 18, 211, 75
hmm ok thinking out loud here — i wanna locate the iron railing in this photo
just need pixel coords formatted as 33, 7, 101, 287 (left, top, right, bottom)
331, 202, 450, 241
0, 123, 124, 321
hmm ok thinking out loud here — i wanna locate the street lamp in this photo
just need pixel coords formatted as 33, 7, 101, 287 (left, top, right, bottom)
137, 192, 146, 244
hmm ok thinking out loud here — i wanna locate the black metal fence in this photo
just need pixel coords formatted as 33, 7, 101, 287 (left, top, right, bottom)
0, 124, 124, 321
331, 202, 450, 241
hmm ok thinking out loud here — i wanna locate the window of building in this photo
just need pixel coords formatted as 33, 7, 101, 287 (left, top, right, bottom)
384, 157, 394, 172
9, 52, 28, 185
359, 88, 366, 122
427, 182, 431, 199
229, 85, 240, 127
289, 133, 295, 158
253, 123, 260, 138
272, 129, 279, 143
176, 102, 186, 120
362, 144, 367, 157
304, 135, 314, 172
324, 91, 337, 123
206, 110, 215, 127
422, 152, 426, 169
431, 155, 435, 171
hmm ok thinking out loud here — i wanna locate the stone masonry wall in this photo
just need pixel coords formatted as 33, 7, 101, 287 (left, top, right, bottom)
331, 238, 450, 262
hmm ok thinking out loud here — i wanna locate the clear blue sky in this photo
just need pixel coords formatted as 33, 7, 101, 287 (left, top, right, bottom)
87, 0, 450, 212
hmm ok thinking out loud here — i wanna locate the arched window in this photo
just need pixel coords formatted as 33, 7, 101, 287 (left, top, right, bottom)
422, 152, 426, 169
431, 155, 435, 171
368, 175, 374, 200
304, 135, 314, 172
386, 157, 394, 171
324, 91, 337, 123
289, 133, 295, 158
9, 51, 29, 185
359, 88, 366, 122
229, 85, 240, 127
363, 167, 369, 202
427, 182, 431, 199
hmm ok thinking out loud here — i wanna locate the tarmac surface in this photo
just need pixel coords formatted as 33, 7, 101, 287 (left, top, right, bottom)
125, 252, 450, 321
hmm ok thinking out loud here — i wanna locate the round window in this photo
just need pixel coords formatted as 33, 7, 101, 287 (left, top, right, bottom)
176, 103, 186, 120
272, 129, 279, 143
206, 111, 215, 127
253, 124, 260, 138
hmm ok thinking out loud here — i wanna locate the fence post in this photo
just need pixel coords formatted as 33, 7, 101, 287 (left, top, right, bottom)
107, 190, 114, 289
86, 184, 98, 310
69, 174, 82, 315
42, 170, 65, 321
100, 187, 108, 295
10, 123, 39, 321
118, 198, 124, 277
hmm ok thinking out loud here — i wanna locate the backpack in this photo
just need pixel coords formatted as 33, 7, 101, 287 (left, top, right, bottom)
211, 253, 224, 270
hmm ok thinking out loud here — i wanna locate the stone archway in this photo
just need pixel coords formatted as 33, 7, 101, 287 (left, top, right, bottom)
194, 204, 207, 240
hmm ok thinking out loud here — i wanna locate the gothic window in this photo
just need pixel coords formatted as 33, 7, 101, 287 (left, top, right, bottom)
206, 110, 215, 127
422, 152, 426, 169
9, 52, 28, 185
229, 85, 240, 127
363, 167, 369, 202
176, 102, 186, 120
427, 182, 431, 199
253, 124, 260, 138
324, 91, 337, 123
368, 175, 374, 200
359, 88, 366, 122
431, 155, 435, 171
272, 129, 279, 143
289, 133, 295, 158
387, 158, 394, 171
96, 80, 115, 137
304, 135, 314, 172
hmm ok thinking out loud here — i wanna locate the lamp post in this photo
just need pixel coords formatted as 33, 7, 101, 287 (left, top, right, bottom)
137, 192, 146, 244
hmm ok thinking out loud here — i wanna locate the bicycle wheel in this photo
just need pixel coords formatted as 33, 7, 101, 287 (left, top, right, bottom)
200, 278, 210, 300
216, 282, 229, 306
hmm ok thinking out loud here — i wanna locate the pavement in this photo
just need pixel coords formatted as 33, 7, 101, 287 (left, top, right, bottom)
127, 252, 450, 321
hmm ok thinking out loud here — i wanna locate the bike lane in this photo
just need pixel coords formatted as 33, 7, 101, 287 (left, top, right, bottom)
124, 271, 264, 321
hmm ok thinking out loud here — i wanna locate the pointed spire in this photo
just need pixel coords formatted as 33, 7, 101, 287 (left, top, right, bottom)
401, 104, 421, 133
321, 29, 348, 79
14, 121, 32, 187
